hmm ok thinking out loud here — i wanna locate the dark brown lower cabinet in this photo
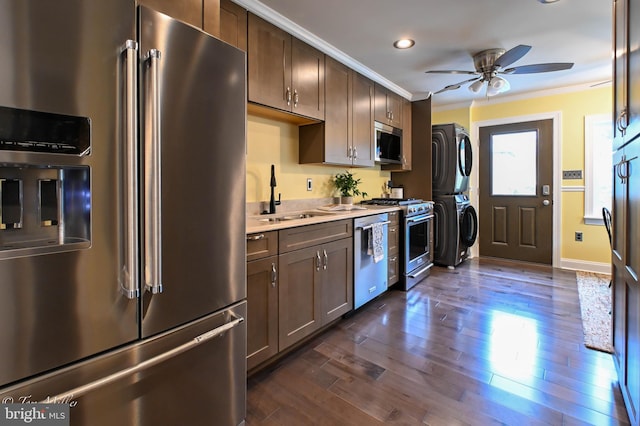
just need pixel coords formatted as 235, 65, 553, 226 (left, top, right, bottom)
612, 137, 640, 425
387, 210, 400, 286
278, 238, 352, 351
246, 256, 278, 371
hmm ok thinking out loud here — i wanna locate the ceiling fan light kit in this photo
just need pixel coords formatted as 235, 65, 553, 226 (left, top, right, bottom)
426, 44, 574, 97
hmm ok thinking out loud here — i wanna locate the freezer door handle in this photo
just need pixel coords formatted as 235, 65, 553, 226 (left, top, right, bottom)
144, 48, 163, 294
120, 40, 140, 300
42, 313, 245, 403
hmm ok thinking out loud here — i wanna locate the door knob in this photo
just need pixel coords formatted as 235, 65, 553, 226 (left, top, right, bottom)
543, 199, 550, 206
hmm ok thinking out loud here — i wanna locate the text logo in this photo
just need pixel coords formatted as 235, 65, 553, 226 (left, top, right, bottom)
0, 404, 69, 426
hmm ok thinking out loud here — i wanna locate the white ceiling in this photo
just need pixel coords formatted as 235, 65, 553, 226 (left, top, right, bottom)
234, 0, 613, 109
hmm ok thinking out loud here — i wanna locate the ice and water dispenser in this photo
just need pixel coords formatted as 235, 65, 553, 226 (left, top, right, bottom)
0, 106, 91, 258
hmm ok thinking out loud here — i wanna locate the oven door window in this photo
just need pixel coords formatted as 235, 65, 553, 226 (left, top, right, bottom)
406, 216, 433, 271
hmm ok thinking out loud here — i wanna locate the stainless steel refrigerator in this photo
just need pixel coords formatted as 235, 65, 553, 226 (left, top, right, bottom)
0, 2, 247, 425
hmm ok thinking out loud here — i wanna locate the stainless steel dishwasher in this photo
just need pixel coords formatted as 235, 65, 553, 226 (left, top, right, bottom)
354, 213, 389, 309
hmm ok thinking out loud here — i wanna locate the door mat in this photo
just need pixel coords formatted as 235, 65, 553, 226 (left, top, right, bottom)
576, 271, 613, 353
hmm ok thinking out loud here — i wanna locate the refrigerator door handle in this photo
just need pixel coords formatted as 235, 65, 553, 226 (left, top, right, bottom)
144, 48, 163, 294
42, 313, 245, 403
120, 40, 140, 300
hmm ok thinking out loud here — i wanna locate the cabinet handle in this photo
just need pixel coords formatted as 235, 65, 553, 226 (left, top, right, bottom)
247, 233, 265, 241
316, 251, 321, 271
271, 263, 277, 288
353, 147, 358, 159
347, 146, 352, 159
285, 87, 292, 106
616, 157, 625, 183
293, 89, 299, 107
323, 249, 328, 270
620, 109, 628, 133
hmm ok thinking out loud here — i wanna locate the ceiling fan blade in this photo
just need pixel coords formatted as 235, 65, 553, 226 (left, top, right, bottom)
494, 44, 532, 69
503, 62, 574, 74
434, 77, 481, 94
425, 70, 477, 75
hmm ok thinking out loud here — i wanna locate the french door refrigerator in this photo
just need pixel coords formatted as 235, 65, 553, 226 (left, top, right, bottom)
0, 2, 247, 425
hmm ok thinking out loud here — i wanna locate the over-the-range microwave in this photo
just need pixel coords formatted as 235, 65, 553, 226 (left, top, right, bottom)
374, 121, 402, 164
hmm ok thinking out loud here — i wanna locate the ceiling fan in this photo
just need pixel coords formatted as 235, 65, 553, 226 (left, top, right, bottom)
426, 45, 574, 97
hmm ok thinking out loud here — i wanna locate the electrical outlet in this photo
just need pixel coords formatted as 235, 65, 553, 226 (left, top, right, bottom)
307, 178, 312, 191
575, 231, 583, 242
563, 170, 583, 180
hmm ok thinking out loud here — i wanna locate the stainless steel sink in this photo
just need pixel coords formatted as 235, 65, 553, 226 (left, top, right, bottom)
254, 210, 334, 223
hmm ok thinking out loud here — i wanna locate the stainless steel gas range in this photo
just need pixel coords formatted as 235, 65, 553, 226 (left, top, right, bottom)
362, 198, 434, 290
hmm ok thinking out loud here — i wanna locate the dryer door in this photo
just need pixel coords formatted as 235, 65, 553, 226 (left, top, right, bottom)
458, 133, 473, 177
460, 204, 478, 248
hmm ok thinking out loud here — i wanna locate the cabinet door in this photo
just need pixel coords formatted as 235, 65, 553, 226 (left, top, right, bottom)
138, 0, 203, 28
614, 0, 629, 148
247, 256, 279, 370
401, 98, 412, 169
248, 14, 292, 112
352, 72, 375, 167
625, 141, 640, 278
374, 84, 390, 124
612, 138, 640, 425
291, 38, 325, 120
613, 259, 640, 426
202, 0, 220, 37
323, 56, 351, 165
387, 92, 403, 128
278, 246, 322, 350
321, 239, 353, 324
219, 0, 247, 51
387, 211, 400, 285
627, 0, 640, 142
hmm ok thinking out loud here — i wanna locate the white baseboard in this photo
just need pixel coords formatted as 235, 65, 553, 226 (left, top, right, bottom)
560, 258, 612, 275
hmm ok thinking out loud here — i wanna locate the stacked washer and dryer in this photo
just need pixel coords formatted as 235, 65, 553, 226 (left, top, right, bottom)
432, 123, 478, 268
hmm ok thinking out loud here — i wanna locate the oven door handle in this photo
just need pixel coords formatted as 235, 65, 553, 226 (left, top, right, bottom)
357, 220, 391, 231
408, 264, 433, 279
406, 214, 434, 224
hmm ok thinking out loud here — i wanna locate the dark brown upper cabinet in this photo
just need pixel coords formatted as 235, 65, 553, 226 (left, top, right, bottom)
299, 57, 374, 167
248, 13, 325, 121
374, 83, 403, 129
613, 0, 640, 150
219, 0, 247, 51
137, 0, 220, 37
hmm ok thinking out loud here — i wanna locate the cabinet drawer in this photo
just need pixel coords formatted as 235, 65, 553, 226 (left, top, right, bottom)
279, 219, 352, 253
246, 231, 278, 261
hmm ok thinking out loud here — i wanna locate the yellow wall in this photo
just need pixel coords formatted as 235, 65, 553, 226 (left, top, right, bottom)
433, 86, 612, 265
432, 107, 471, 131
246, 114, 391, 204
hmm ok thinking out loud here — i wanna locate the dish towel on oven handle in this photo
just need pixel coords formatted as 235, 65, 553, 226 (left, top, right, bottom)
367, 222, 385, 263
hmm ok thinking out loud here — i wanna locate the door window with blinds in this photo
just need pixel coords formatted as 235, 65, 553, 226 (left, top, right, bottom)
491, 131, 538, 196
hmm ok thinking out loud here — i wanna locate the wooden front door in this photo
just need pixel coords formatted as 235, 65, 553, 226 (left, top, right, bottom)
478, 119, 554, 264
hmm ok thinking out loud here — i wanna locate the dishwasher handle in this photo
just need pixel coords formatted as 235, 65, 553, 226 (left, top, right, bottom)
356, 220, 391, 231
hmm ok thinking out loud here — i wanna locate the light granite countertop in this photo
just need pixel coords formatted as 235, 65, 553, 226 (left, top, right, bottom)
246, 204, 400, 234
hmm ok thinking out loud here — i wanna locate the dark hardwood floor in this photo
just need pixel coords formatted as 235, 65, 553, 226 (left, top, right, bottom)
247, 258, 629, 425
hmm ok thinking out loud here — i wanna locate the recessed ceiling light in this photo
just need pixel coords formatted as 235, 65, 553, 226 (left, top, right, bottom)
393, 39, 415, 49
538, 0, 560, 3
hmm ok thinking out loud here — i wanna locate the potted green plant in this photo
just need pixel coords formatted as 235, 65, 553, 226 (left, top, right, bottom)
333, 170, 368, 205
